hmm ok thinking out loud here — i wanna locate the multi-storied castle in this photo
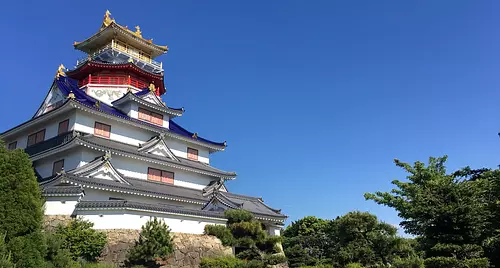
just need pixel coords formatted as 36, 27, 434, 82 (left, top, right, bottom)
0, 11, 286, 235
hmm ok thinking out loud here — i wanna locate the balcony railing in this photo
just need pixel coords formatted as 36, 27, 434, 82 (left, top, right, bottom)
76, 43, 162, 70
25, 131, 81, 156
78, 75, 149, 89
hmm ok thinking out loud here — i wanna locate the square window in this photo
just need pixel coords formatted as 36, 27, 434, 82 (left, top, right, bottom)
7, 141, 17, 150
27, 129, 45, 147
58, 119, 69, 135
94, 122, 111, 138
52, 159, 64, 176
187, 148, 198, 161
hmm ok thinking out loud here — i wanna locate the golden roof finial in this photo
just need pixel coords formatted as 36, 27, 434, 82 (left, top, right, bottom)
149, 82, 156, 92
134, 25, 142, 37
94, 101, 101, 109
56, 64, 66, 79
67, 91, 75, 99
127, 57, 134, 63
103, 10, 115, 27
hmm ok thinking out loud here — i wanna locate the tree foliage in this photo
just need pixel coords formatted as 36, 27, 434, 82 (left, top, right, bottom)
365, 156, 493, 267
0, 144, 44, 242
282, 212, 420, 267
204, 209, 286, 267
126, 217, 174, 267
54, 218, 107, 262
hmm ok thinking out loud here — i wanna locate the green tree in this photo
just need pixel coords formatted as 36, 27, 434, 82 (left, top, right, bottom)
282, 216, 330, 267
327, 211, 417, 267
0, 142, 46, 267
0, 142, 44, 240
54, 218, 107, 262
126, 217, 174, 267
365, 156, 489, 267
204, 209, 286, 267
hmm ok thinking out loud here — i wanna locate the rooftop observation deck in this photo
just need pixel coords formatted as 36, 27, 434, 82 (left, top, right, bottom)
76, 42, 163, 74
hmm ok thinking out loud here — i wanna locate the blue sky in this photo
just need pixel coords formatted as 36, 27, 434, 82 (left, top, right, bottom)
1, 1, 500, 230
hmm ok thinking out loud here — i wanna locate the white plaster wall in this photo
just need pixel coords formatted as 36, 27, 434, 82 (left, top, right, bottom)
267, 225, 282, 236
74, 111, 154, 147
86, 86, 129, 105
83, 189, 201, 210
5, 111, 76, 150
44, 197, 79, 215
34, 150, 83, 178
77, 210, 226, 233
109, 155, 213, 190
167, 138, 210, 164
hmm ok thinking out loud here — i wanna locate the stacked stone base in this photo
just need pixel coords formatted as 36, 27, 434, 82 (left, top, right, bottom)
100, 230, 232, 267
44, 216, 232, 267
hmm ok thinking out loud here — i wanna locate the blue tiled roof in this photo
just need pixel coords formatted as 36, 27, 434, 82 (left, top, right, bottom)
55, 76, 225, 147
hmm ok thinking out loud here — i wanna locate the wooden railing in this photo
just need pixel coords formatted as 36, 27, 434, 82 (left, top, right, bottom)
79, 75, 149, 89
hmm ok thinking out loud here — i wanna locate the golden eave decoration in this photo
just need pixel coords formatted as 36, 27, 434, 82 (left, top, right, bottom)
148, 82, 156, 92
55, 64, 66, 79
102, 10, 115, 28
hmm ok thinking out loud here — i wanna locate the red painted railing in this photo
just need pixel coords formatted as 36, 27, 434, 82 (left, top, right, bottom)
78, 75, 149, 89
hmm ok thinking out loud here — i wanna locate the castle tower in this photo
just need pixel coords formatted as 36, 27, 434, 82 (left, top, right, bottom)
0, 11, 285, 235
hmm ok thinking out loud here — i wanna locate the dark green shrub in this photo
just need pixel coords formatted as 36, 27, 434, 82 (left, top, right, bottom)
199, 256, 246, 268
264, 253, 287, 265
463, 258, 489, 268
0, 234, 14, 268
424, 257, 461, 268
44, 232, 79, 268
230, 221, 266, 241
205, 225, 234, 246
126, 217, 174, 267
55, 218, 107, 261
225, 209, 253, 224
391, 256, 424, 268
345, 263, 364, 268
8, 231, 47, 268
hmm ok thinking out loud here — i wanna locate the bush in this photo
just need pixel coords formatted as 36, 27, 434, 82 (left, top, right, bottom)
0, 234, 14, 268
264, 253, 287, 265
80, 262, 117, 268
345, 263, 364, 268
205, 225, 234, 246
230, 221, 266, 241
300, 265, 333, 268
391, 256, 424, 268
225, 209, 253, 224
199, 256, 246, 268
44, 232, 79, 268
463, 258, 489, 268
126, 217, 174, 267
55, 218, 107, 262
8, 231, 48, 268
424, 257, 461, 268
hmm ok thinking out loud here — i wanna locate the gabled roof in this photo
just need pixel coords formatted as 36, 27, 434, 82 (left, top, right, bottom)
66, 60, 166, 95
69, 154, 130, 184
138, 135, 180, 161
25, 131, 236, 179
0, 76, 225, 151
41, 172, 286, 222
112, 89, 184, 117
41, 173, 208, 205
76, 200, 226, 220
42, 185, 84, 197
74, 12, 167, 58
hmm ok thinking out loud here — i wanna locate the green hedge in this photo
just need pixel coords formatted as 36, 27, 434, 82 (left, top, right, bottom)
199, 256, 246, 268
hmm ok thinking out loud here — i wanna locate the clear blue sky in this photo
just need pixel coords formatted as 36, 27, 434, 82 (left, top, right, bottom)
1, 1, 500, 229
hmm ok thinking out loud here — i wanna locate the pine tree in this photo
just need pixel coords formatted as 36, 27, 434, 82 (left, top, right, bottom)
126, 217, 175, 267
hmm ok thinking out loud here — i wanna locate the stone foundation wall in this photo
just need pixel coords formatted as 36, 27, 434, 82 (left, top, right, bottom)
43, 215, 73, 230
100, 230, 232, 267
